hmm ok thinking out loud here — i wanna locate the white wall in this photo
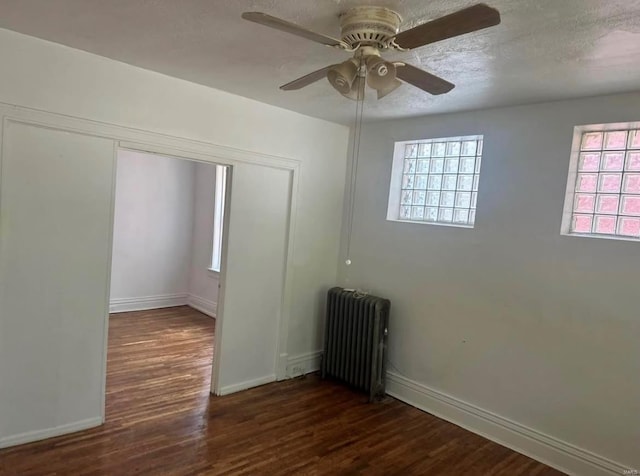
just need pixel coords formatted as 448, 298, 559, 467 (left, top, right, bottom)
0, 26, 348, 359
0, 27, 349, 445
187, 162, 219, 316
110, 150, 196, 311
111, 152, 219, 315
339, 92, 640, 473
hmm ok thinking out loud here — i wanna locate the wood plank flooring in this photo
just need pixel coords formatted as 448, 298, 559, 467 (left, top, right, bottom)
0, 306, 563, 475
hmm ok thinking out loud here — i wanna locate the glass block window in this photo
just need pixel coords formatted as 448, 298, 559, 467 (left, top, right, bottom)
387, 135, 483, 227
563, 126, 640, 240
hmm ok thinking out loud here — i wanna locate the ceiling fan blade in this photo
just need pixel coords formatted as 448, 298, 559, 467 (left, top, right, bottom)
393, 4, 500, 50
242, 12, 348, 49
395, 63, 455, 95
280, 65, 333, 91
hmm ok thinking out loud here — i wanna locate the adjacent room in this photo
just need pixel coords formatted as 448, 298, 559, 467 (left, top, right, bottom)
109, 150, 223, 408
110, 150, 223, 320
0, 1, 638, 475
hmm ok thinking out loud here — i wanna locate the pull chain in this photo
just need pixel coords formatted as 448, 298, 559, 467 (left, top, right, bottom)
344, 58, 366, 272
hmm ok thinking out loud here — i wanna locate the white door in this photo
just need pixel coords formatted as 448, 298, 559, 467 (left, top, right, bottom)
214, 162, 291, 394
0, 122, 115, 446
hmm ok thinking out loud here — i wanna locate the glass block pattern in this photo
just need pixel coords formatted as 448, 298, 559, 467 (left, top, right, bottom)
571, 129, 640, 237
399, 136, 482, 226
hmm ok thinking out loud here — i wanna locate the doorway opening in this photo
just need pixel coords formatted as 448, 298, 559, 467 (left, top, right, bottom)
107, 149, 228, 419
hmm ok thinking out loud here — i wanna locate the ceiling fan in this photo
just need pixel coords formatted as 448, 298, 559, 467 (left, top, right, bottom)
242, 4, 500, 100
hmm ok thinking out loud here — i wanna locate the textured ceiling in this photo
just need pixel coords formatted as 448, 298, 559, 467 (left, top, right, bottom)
0, 0, 639, 124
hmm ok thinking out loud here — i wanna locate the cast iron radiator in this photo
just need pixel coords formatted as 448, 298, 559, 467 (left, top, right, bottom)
321, 287, 390, 401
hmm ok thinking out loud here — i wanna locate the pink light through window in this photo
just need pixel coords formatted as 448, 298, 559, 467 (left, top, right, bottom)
571, 128, 640, 238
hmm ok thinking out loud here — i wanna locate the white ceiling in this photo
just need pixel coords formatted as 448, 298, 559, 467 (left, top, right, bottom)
0, 0, 639, 124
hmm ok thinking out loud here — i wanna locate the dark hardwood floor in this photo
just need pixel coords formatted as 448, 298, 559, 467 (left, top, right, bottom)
0, 306, 563, 475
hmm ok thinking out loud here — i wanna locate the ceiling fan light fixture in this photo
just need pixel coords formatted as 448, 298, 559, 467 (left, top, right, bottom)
340, 76, 365, 101
376, 78, 402, 99
365, 56, 398, 93
327, 59, 358, 95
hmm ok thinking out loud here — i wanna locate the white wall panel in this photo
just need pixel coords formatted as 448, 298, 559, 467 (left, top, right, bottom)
216, 163, 290, 392
0, 122, 115, 444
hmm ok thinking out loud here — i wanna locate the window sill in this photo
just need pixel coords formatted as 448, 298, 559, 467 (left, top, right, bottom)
387, 217, 474, 229
561, 231, 640, 243
207, 268, 220, 277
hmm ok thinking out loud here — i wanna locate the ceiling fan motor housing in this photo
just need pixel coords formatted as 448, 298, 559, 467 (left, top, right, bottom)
339, 7, 402, 49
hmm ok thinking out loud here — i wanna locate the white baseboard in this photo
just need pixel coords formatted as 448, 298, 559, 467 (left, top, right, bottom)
186, 294, 217, 318
109, 293, 188, 313
0, 417, 102, 449
386, 371, 629, 476
287, 350, 322, 378
218, 374, 276, 396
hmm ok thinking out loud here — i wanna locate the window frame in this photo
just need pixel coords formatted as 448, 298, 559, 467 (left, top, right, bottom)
209, 164, 227, 273
561, 121, 640, 242
386, 135, 483, 228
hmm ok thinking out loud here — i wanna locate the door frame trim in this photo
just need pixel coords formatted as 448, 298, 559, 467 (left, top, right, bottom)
0, 101, 300, 425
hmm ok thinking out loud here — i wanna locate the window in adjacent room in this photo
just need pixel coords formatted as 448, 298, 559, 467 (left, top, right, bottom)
387, 135, 483, 227
210, 165, 227, 273
562, 124, 640, 240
